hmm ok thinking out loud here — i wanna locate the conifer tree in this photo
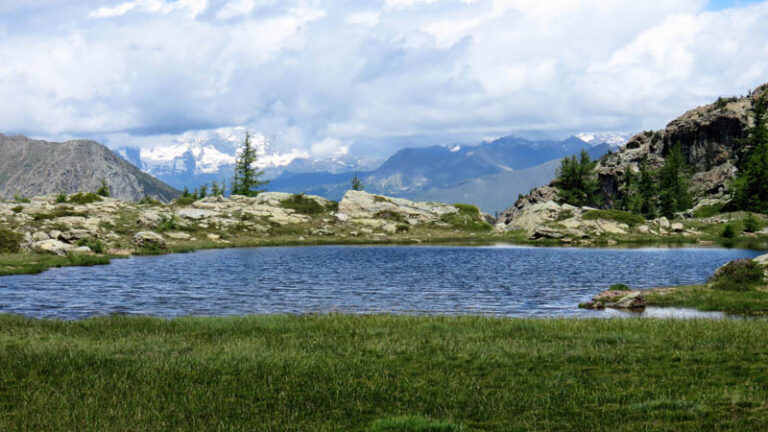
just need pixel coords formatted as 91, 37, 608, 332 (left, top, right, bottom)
657, 144, 693, 218
231, 131, 268, 196
198, 185, 208, 199
632, 157, 657, 218
211, 180, 221, 196
351, 173, 364, 191
556, 150, 601, 207
731, 95, 768, 213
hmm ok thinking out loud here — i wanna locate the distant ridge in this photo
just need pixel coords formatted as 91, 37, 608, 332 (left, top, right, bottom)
0, 134, 180, 202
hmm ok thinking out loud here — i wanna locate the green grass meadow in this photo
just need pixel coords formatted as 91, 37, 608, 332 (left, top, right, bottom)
1, 314, 766, 431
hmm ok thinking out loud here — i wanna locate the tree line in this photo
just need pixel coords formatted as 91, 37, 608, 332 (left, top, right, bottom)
555, 93, 768, 217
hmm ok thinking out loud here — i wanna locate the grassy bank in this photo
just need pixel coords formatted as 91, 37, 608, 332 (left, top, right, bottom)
1, 314, 766, 431
645, 284, 768, 315
0, 252, 111, 276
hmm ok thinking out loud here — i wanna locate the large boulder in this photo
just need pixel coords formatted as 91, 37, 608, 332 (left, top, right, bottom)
132, 231, 166, 249
176, 208, 219, 220
32, 239, 74, 256
338, 190, 458, 223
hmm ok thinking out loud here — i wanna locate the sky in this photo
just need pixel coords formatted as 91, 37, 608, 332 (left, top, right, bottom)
0, 0, 767, 163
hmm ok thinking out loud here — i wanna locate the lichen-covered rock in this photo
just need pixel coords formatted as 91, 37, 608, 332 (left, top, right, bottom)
132, 231, 166, 249
32, 239, 74, 256
338, 190, 458, 223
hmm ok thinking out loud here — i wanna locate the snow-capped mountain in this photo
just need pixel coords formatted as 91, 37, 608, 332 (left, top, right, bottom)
575, 132, 631, 147
115, 129, 382, 191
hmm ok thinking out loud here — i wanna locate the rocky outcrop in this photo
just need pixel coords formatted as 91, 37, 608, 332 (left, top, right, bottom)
337, 190, 458, 225
32, 239, 75, 256
0, 134, 180, 202
580, 290, 646, 310
504, 82, 768, 217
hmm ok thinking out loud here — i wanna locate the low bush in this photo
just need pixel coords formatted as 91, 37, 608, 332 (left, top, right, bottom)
280, 194, 325, 215
440, 204, 492, 232
11, 206, 23, 214
13, 194, 30, 203
582, 209, 645, 227
173, 196, 197, 206
156, 215, 181, 232
0, 228, 23, 253
744, 213, 760, 233
325, 201, 339, 213
76, 238, 105, 254
68, 192, 103, 205
692, 204, 724, 218
55, 194, 68, 203
708, 259, 764, 292
609, 283, 631, 291
139, 196, 163, 206
721, 223, 736, 238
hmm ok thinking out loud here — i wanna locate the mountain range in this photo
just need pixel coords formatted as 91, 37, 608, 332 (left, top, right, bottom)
267, 136, 618, 213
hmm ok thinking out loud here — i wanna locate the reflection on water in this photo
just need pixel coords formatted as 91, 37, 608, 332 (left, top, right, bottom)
0, 245, 762, 319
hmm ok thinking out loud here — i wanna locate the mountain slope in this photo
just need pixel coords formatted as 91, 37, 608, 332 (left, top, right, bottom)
412, 144, 612, 213
0, 134, 180, 202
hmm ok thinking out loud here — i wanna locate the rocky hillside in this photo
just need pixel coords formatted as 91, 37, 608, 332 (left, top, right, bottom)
0, 190, 492, 257
0, 134, 180, 202
498, 82, 768, 228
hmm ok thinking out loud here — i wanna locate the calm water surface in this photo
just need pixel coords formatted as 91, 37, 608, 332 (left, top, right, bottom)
0, 245, 762, 319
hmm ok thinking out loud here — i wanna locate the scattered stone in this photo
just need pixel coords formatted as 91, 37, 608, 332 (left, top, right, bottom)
59, 229, 95, 244
49, 230, 62, 240
166, 232, 191, 240
72, 246, 92, 254
207, 234, 221, 241
529, 226, 564, 240
382, 223, 398, 234
310, 227, 335, 236
611, 292, 646, 309
176, 208, 218, 220
32, 231, 50, 242
671, 222, 685, 232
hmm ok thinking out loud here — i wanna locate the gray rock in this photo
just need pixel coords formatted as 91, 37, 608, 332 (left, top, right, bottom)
32, 239, 74, 256
32, 231, 50, 241
72, 246, 92, 254
339, 190, 458, 223
176, 208, 218, 220
166, 232, 191, 240
132, 231, 166, 249
609, 292, 645, 309
59, 229, 95, 244
671, 222, 684, 232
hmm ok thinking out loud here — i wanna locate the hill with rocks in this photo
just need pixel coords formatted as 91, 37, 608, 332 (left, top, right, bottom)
0, 134, 180, 202
497, 82, 768, 233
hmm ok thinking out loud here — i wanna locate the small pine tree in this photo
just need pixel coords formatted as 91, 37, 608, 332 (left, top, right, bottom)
351, 173, 364, 191
198, 185, 208, 199
193, 187, 199, 199
182, 187, 192, 198
556, 150, 601, 207
211, 181, 221, 196
628, 156, 657, 218
96, 179, 110, 197
231, 131, 269, 196
744, 213, 759, 233
657, 144, 693, 218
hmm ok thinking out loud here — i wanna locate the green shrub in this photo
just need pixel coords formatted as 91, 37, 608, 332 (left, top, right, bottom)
693, 204, 724, 218
556, 209, 574, 221
68, 193, 103, 205
280, 194, 324, 215
440, 204, 492, 232
0, 228, 23, 253
33, 213, 55, 221
325, 201, 339, 213
13, 194, 30, 203
369, 416, 464, 432
55, 194, 68, 203
609, 283, 631, 291
156, 215, 181, 232
139, 196, 163, 206
744, 213, 760, 233
34, 207, 87, 221
396, 224, 410, 233
721, 223, 736, 238
96, 179, 110, 197
11, 206, 23, 214
75, 238, 105, 254
582, 209, 645, 227
708, 259, 764, 292
174, 196, 197, 206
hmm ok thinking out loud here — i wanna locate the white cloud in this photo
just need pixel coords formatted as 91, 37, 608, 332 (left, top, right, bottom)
1, 0, 767, 159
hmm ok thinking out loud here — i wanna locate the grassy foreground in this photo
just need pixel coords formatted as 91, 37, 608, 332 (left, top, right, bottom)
645, 284, 768, 315
1, 314, 766, 431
